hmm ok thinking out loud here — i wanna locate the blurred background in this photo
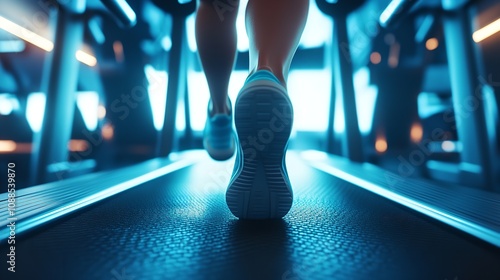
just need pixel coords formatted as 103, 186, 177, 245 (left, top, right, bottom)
0, 0, 499, 190
1, 1, 500, 279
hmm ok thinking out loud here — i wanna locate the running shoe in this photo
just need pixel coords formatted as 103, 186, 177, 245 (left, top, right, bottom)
203, 99, 236, 161
226, 70, 294, 219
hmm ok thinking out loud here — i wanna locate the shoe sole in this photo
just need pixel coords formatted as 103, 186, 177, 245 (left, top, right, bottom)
204, 138, 235, 161
226, 81, 293, 219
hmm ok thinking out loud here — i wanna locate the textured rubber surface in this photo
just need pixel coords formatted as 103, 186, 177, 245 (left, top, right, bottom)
226, 80, 293, 219
6, 153, 500, 280
0, 158, 195, 241
306, 152, 500, 247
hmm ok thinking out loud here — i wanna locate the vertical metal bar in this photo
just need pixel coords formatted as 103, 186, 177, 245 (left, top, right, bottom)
31, 6, 84, 184
158, 16, 188, 157
442, 9, 493, 189
325, 32, 337, 154
332, 16, 364, 162
183, 78, 193, 146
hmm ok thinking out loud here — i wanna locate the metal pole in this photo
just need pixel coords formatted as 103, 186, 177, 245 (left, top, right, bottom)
332, 16, 364, 162
183, 78, 193, 147
442, 9, 493, 189
158, 16, 188, 157
325, 34, 337, 154
31, 5, 85, 184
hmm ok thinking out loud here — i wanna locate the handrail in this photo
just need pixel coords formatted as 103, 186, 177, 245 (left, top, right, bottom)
100, 0, 137, 28
379, 0, 419, 28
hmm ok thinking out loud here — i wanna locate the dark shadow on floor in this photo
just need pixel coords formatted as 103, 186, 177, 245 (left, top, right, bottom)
223, 219, 292, 280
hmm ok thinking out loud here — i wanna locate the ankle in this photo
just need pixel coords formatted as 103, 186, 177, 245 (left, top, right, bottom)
212, 107, 230, 116
209, 98, 231, 116
249, 67, 288, 89
254, 66, 287, 88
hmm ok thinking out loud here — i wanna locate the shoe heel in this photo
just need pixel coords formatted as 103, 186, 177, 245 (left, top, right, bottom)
226, 85, 293, 219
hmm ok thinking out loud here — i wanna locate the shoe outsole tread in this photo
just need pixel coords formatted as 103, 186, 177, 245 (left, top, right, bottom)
226, 79, 293, 220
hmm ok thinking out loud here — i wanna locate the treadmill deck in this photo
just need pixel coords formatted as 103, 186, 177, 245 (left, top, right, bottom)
4, 153, 500, 279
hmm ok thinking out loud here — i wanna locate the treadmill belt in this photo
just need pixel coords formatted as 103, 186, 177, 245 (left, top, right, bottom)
9, 154, 500, 279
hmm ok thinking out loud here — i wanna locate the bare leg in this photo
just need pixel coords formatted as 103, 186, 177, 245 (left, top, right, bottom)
246, 0, 309, 87
195, 0, 240, 115
225, 1, 309, 219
